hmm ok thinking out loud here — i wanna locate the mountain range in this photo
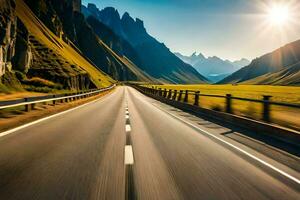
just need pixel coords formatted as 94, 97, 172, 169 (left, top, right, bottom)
175, 52, 250, 82
82, 3, 207, 84
220, 39, 300, 85
0, 0, 208, 93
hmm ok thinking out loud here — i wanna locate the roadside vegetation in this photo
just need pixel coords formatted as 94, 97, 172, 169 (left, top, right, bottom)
150, 84, 300, 131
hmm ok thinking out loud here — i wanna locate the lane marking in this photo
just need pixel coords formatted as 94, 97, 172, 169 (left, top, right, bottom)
125, 124, 132, 132
0, 91, 115, 138
125, 145, 134, 165
152, 104, 300, 185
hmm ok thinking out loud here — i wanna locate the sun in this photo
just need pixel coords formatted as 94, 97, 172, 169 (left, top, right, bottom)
267, 4, 290, 26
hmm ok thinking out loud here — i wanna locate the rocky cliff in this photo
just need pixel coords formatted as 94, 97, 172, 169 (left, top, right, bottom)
0, 0, 113, 92
0, 0, 18, 77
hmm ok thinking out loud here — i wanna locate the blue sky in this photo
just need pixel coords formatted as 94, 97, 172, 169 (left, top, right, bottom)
82, 0, 300, 61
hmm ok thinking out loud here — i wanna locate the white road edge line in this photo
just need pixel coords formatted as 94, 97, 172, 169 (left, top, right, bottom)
0, 92, 112, 138
154, 104, 300, 185
125, 124, 131, 132
125, 145, 134, 165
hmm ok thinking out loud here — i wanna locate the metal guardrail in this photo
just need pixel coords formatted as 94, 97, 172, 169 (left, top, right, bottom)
0, 84, 115, 111
136, 85, 300, 123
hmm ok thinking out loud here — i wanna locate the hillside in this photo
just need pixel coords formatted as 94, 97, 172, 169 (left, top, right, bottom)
24, 0, 152, 83
244, 62, 300, 86
1, 0, 112, 93
220, 39, 300, 85
15, 0, 114, 89
82, 4, 207, 84
175, 52, 249, 82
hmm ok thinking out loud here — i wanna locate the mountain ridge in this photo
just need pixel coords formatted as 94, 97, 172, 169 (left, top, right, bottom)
175, 52, 250, 82
219, 39, 300, 85
82, 3, 208, 84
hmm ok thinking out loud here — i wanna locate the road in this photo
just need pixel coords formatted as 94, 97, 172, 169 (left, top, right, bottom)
0, 86, 299, 199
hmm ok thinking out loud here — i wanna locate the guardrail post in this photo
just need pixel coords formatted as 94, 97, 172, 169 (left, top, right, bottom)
158, 88, 162, 96
31, 103, 35, 110
167, 89, 172, 99
226, 94, 232, 113
262, 95, 272, 122
24, 98, 30, 112
184, 90, 189, 103
194, 91, 200, 106
53, 95, 56, 105
163, 89, 167, 98
172, 90, 177, 100
178, 90, 183, 101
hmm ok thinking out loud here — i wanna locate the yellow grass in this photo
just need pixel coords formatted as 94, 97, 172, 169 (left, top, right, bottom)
150, 84, 300, 131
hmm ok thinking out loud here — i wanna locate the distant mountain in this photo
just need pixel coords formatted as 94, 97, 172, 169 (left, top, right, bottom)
82, 4, 208, 84
220, 39, 300, 85
175, 52, 249, 82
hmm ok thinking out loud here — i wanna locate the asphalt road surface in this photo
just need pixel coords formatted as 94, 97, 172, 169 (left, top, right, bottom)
0, 86, 299, 200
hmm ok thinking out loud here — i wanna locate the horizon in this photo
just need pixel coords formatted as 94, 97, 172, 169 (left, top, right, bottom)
82, 0, 300, 61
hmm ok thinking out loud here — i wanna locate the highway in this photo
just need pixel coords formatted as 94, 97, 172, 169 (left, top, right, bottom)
0, 86, 299, 200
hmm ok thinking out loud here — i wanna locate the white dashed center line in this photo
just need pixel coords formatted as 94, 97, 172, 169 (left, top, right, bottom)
124, 145, 134, 165
125, 124, 131, 132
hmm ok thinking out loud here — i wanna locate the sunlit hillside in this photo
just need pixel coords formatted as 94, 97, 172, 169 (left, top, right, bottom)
16, 0, 114, 88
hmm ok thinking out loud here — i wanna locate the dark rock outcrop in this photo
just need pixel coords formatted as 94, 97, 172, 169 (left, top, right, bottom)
0, 0, 17, 77
0, 0, 96, 91
12, 18, 32, 73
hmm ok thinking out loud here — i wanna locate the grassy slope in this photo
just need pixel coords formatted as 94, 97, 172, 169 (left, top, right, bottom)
97, 38, 155, 82
243, 62, 300, 86
16, 0, 114, 88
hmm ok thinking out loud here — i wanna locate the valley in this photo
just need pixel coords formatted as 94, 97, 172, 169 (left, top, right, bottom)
0, 1, 299, 199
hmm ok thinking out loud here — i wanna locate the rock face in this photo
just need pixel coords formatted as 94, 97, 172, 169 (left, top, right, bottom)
0, 0, 17, 77
0, 0, 32, 77
83, 4, 207, 84
0, 0, 96, 91
12, 19, 32, 73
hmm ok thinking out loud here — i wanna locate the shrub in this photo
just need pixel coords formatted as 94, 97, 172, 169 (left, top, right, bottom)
14, 71, 26, 81
23, 77, 63, 90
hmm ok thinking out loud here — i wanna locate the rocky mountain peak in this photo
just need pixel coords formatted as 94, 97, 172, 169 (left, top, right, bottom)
135, 18, 144, 29
87, 3, 98, 15
101, 7, 121, 20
